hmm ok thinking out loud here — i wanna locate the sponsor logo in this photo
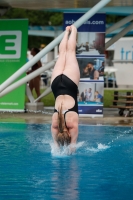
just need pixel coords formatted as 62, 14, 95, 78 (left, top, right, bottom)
96, 109, 102, 113
0, 31, 22, 59
65, 20, 104, 25
78, 110, 82, 112
120, 46, 133, 60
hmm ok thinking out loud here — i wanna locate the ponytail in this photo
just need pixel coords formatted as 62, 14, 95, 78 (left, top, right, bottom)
58, 104, 64, 133
56, 104, 71, 146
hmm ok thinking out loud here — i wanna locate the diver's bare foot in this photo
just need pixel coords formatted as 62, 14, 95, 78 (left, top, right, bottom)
66, 26, 71, 32
70, 25, 77, 33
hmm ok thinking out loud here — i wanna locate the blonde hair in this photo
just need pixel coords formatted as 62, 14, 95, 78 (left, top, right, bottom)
56, 104, 71, 146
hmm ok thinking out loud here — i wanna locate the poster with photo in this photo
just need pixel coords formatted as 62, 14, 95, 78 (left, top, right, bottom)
77, 57, 105, 81
64, 13, 105, 117
78, 81, 104, 116
76, 32, 105, 55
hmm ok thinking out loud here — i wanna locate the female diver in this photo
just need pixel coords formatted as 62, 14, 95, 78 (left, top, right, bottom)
51, 25, 80, 148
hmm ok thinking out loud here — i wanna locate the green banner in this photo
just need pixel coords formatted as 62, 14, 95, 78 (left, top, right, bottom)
0, 19, 28, 111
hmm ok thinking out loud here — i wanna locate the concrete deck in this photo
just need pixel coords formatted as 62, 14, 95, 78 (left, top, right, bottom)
0, 108, 133, 126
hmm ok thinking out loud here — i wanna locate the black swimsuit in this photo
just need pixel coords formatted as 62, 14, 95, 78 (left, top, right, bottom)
51, 74, 78, 116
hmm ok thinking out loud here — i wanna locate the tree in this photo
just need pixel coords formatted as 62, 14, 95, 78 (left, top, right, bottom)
106, 15, 125, 24
1, 8, 63, 26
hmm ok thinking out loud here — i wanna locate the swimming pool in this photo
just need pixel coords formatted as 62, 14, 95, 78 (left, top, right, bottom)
0, 123, 133, 200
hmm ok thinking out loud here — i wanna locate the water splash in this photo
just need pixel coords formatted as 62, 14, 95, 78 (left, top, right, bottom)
50, 141, 85, 157
86, 147, 99, 153
97, 143, 110, 150
86, 143, 110, 153
50, 141, 111, 156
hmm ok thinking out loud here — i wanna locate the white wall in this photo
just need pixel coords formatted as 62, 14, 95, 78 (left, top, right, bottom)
105, 37, 133, 86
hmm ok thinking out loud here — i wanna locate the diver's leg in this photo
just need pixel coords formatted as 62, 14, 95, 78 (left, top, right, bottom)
63, 25, 80, 86
51, 26, 70, 84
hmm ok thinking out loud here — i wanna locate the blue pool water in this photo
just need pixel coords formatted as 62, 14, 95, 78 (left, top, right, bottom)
0, 123, 133, 200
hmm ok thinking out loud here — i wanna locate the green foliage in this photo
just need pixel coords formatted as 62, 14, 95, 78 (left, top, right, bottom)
28, 36, 53, 50
106, 15, 125, 24
50, 13, 63, 26
1, 8, 129, 27
0, 8, 63, 26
